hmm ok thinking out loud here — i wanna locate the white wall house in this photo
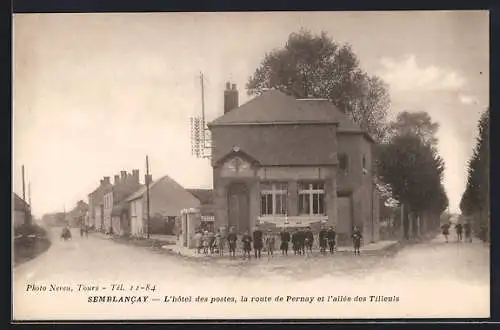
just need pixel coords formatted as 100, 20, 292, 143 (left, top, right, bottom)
126, 175, 201, 237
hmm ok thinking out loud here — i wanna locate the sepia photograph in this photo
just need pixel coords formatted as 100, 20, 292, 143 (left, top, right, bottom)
12, 10, 490, 320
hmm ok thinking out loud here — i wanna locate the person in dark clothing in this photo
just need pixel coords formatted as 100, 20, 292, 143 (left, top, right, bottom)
84, 225, 89, 238
253, 226, 264, 259
327, 226, 336, 254
227, 227, 238, 259
298, 228, 306, 255
455, 223, 463, 242
352, 226, 362, 255
280, 228, 291, 255
464, 222, 472, 242
319, 226, 327, 255
242, 231, 252, 259
441, 222, 450, 243
292, 229, 300, 255
304, 226, 314, 255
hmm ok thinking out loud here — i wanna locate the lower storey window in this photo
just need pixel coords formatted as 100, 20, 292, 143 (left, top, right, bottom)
260, 183, 288, 216
299, 182, 325, 215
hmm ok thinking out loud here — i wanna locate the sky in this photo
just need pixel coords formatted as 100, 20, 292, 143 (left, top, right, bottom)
13, 11, 489, 217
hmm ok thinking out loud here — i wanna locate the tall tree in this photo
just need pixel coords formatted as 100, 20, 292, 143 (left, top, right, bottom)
247, 29, 390, 142
460, 109, 489, 240
387, 111, 440, 148
377, 112, 448, 239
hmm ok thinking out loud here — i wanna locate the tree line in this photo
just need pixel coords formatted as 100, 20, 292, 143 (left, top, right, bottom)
459, 110, 490, 241
247, 29, 449, 239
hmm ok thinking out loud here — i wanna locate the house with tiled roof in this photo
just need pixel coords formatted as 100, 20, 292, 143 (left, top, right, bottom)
126, 175, 201, 237
13, 193, 31, 228
207, 84, 381, 245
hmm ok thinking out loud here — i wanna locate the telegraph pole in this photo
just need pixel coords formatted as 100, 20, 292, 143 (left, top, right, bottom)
200, 72, 206, 150
22, 165, 28, 224
146, 155, 151, 239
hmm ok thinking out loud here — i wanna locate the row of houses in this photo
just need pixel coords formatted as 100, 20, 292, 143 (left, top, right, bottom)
13, 193, 31, 228
86, 171, 214, 237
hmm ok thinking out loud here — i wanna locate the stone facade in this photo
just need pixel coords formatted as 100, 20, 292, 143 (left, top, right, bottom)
207, 88, 380, 245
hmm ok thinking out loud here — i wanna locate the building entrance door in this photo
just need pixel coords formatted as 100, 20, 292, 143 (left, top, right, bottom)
227, 182, 250, 234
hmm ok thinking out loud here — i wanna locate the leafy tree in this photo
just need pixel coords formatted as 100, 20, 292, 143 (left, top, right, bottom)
377, 113, 448, 239
459, 109, 489, 240
247, 29, 390, 142
387, 111, 440, 148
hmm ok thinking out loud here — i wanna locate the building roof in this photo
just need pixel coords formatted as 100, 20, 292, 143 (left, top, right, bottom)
125, 175, 188, 202
208, 90, 373, 142
209, 90, 341, 125
186, 189, 213, 205
13, 193, 29, 211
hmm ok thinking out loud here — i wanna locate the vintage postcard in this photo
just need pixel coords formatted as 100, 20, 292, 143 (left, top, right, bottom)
12, 11, 490, 321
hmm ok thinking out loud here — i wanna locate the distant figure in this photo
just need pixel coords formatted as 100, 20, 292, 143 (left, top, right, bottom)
216, 228, 226, 256
455, 223, 463, 242
227, 227, 238, 258
280, 228, 290, 255
441, 222, 450, 243
84, 225, 89, 238
242, 231, 252, 259
327, 226, 336, 254
464, 222, 472, 243
80, 225, 84, 238
352, 226, 362, 255
298, 228, 306, 255
60, 226, 72, 241
194, 230, 203, 254
253, 226, 263, 259
319, 226, 327, 255
304, 226, 314, 255
292, 229, 300, 255
265, 229, 276, 257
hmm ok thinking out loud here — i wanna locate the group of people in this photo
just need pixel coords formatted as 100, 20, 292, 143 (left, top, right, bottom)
441, 222, 473, 243
193, 225, 364, 259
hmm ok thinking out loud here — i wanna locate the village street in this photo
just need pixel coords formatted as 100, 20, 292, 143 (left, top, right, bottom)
13, 227, 490, 320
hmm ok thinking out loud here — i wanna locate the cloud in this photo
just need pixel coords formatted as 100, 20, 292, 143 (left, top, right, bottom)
459, 94, 479, 105
378, 55, 466, 93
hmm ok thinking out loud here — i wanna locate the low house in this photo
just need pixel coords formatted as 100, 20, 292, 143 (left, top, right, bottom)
13, 193, 31, 228
126, 175, 201, 237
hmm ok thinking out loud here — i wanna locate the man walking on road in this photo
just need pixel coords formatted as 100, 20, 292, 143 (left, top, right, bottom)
456, 223, 463, 242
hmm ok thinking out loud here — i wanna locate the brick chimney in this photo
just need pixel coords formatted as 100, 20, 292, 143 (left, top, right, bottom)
224, 81, 239, 114
120, 171, 127, 180
103, 176, 110, 184
114, 175, 120, 185
145, 174, 153, 185
132, 169, 140, 183
100, 179, 104, 186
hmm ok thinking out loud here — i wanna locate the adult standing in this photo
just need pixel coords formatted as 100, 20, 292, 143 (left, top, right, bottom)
227, 227, 238, 259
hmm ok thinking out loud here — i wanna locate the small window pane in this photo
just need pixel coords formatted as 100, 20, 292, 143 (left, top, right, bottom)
299, 193, 310, 214
275, 193, 287, 215
260, 182, 272, 191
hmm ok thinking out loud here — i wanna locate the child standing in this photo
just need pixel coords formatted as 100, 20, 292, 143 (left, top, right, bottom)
352, 226, 362, 256
279, 228, 290, 255
265, 229, 276, 257
194, 230, 203, 254
319, 226, 327, 255
242, 231, 252, 259
227, 227, 237, 259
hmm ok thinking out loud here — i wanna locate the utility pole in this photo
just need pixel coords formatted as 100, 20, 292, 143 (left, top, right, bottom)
28, 181, 32, 224
146, 155, 151, 239
22, 165, 28, 225
200, 72, 206, 151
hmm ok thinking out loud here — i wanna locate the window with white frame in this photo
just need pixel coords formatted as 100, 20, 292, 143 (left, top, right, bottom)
260, 182, 288, 216
298, 182, 325, 216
